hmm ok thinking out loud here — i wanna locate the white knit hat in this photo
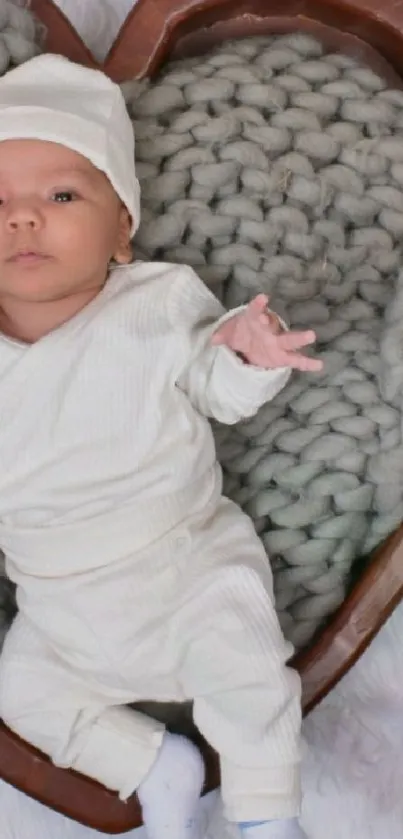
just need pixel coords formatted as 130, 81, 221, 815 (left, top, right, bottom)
0, 54, 140, 235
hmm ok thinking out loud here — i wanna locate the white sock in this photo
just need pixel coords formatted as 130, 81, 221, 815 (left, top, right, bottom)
138, 732, 206, 839
238, 818, 308, 839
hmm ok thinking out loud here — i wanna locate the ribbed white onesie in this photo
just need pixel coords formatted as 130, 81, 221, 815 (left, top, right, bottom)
0, 261, 301, 822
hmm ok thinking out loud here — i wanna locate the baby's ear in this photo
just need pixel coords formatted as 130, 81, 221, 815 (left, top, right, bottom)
113, 207, 133, 264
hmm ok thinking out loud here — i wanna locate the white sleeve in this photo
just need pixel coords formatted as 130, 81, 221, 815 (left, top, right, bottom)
168, 265, 291, 425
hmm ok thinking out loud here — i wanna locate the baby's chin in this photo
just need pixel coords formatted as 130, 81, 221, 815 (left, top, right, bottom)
0, 267, 104, 305
0, 281, 64, 305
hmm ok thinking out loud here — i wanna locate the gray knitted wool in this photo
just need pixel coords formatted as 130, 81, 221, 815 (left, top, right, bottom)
122, 34, 403, 649
1, 28, 403, 652
0, 0, 42, 70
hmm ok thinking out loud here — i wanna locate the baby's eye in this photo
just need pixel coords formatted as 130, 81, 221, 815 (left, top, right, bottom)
52, 191, 78, 203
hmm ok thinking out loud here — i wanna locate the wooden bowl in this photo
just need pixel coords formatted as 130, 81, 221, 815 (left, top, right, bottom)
0, 0, 401, 833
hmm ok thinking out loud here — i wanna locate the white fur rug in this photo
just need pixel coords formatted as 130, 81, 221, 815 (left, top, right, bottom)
1, 2, 401, 837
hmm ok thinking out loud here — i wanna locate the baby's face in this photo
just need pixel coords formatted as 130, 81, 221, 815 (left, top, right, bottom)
0, 139, 131, 304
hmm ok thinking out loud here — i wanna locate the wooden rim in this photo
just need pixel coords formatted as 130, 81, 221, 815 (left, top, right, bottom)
104, 0, 403, 82
29, 0, 403, 85
0, 0, 402, 833
293, 523, 403, 713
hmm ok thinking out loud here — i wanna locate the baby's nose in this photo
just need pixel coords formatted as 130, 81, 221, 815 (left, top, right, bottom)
6, 199, 42, 230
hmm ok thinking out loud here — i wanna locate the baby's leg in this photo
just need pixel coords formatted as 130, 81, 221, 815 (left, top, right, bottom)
173, 498, 304, 830
0, 613, 204, 839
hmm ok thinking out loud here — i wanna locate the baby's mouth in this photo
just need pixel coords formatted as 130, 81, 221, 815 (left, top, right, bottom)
7, 250, 52, 264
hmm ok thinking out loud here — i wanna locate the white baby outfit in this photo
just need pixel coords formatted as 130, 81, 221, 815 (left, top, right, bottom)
0, 261, 302, 821
0, 54, 302, 824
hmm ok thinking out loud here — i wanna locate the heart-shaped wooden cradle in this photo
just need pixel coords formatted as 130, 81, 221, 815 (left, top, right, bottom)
0, 0, 401, 833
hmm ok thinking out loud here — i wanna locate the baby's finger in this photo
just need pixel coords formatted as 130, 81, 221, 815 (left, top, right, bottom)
259, 310, 282, 332
268, 312, 282, 333
285, 352, 324, 372
277, 330, 317, 350
247, 293, 269, 316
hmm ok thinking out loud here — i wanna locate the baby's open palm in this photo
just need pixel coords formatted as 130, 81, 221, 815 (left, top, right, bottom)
212, 294, 323, 373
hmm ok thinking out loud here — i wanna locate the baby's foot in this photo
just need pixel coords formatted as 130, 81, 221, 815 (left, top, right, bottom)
138, 732, 205, 839
238, 819, 308, 839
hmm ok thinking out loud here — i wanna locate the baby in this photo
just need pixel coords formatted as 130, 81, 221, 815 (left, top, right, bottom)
0, 55, 323, 839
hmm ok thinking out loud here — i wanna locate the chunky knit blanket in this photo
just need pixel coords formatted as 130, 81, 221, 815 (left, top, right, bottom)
123, 34, 403, 649
0, 9, 403, 651
0, 0, 40, 69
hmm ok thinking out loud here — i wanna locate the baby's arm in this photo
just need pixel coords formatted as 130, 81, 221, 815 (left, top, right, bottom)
169, 265, 322, 425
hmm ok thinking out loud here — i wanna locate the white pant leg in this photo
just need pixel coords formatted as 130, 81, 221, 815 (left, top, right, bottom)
172, 498, 302, 824
0, 614, 164, 800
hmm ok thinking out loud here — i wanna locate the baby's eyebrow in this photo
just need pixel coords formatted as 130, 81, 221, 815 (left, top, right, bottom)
48, 168, 97, 182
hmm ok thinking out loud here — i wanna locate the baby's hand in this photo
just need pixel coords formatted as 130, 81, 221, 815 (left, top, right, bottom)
212, 294, 323, 372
